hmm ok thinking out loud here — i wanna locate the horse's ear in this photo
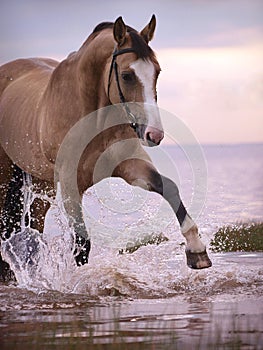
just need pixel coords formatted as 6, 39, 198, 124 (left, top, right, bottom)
140, 14, 156, 43
113, 16, 127, 46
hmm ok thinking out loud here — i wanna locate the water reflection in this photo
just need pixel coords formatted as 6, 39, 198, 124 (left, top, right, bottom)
1, 295, 262, 349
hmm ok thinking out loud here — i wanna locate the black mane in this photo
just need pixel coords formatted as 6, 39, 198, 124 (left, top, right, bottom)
92, 21, 136, 34
92, 21, 156, 61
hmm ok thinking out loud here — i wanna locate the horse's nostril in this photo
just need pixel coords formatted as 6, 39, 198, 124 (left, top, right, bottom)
146, 132, 158, 146
146, 132, 151, 141
145, 130, 164, 146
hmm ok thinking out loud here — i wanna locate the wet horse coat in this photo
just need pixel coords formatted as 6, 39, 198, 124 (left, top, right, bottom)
0, 16, 211, 279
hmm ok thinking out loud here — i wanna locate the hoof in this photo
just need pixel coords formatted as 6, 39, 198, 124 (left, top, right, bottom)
185, 249, 212, 269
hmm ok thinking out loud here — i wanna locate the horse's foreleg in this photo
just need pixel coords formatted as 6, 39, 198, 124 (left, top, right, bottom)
114, 160, 212, 269
67, 204, 91, 266
58, 178, 90, 267
155, 174, 212, 269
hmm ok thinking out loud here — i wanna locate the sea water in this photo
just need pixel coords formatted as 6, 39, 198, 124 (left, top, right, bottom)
0, 144, 262, 348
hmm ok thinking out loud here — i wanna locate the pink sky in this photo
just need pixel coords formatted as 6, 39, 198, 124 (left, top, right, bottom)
157, 41, 263, 144
1, 0, 262, 144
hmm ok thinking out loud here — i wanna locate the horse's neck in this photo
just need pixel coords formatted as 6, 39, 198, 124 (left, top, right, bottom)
39, 33, 113, 161
44, 33, 113, 118
77, 32, 114, 111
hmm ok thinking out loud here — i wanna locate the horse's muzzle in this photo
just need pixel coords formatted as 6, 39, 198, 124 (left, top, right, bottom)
145, 127, 164, 147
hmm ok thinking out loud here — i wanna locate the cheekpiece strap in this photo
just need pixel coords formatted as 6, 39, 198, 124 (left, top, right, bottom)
107, 47, 138, 131
108, 48, 136, 98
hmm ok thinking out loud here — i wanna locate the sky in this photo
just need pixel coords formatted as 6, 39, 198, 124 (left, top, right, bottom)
0, 0, 262, 144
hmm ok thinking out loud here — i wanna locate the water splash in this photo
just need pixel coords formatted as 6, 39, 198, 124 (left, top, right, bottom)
1, 176, 262, 299
20, 172, 34, 230
1, 179, 77, 292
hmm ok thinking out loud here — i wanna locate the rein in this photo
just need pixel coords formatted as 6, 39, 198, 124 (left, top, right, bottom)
107, 48, 138, 132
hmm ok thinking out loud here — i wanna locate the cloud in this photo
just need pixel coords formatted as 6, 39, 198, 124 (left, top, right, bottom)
203, 26, 263, 47
157, 44, 263, 143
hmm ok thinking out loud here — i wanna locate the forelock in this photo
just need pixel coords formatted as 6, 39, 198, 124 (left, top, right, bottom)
129, 31, 156, 61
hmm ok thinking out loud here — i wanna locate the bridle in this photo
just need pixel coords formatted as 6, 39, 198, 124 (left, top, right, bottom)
107, 47, 139, 132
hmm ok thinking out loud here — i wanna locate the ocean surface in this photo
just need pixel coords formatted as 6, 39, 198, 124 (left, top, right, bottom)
0, 143, 262, 349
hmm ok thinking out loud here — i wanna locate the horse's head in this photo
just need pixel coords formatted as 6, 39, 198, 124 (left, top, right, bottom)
106, 15, 164, 146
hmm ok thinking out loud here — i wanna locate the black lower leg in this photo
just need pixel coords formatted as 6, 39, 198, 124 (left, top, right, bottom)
0, 252, 15, 282
149, 171, 188, 226
0, 164, 24, 281
0, 165, 24, 240
63, 196, 91, 267
74, 234, 91, 266
71, 213, 91, 266
149, 171, 212, 269
148, 172, 212, 269
161, 176, 188, 226
176, 202, 188, 226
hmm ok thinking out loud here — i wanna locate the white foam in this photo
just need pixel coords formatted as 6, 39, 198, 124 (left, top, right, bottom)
1, 177, 262, 299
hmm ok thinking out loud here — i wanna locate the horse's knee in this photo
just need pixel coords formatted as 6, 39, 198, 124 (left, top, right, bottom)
29, 176, 54, 232
149, 172, 187, 225
162, 175, 180, 197
148, 171, 180, 198
148, 170, 164, 195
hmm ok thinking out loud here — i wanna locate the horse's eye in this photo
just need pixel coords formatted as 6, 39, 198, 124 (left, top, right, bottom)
121, 72, 135, 83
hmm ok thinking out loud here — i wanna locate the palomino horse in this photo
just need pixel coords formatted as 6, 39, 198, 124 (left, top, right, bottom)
0, 16, 212, 280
